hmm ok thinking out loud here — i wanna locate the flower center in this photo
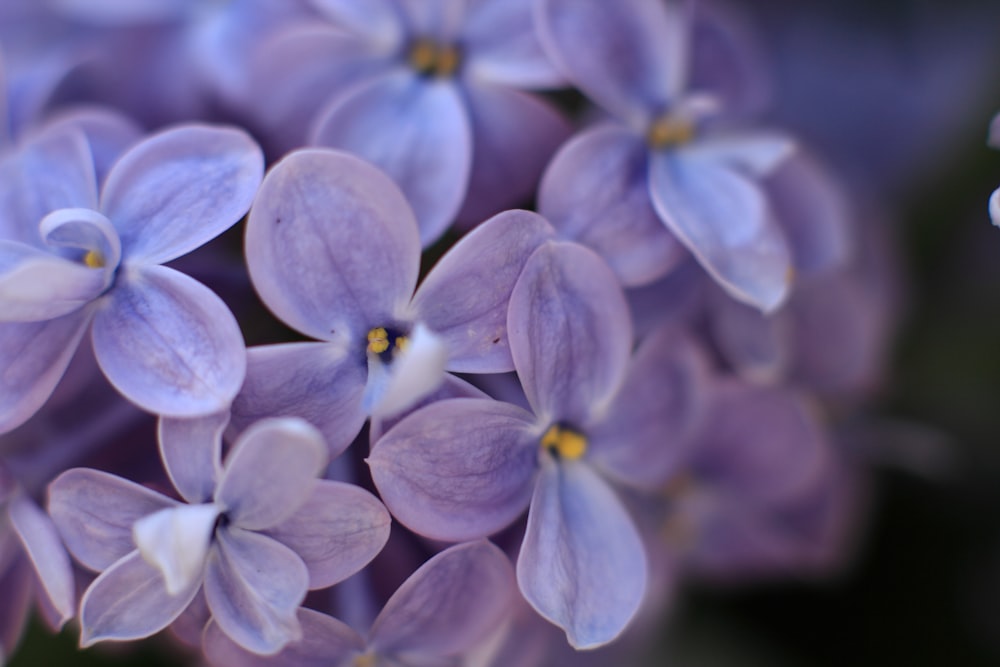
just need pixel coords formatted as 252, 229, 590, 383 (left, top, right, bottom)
83, 249, 105, 269
367, 326, 409, 363
408, 38, 461, 77
353, 653, 377, 667
646, 114, 695, 150
541, 424, 587, 461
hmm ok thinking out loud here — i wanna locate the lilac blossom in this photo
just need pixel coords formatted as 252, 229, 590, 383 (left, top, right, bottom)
234, 148, 555, 456
369, 241, 707, 648
536, 0, 795, 311
250, 0, 570, 244
48, 416, 391, 654
201, 540, 516, 667
0, 122, 262, 432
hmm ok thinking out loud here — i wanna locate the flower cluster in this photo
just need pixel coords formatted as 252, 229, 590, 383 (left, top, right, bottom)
0, 1, 903, 665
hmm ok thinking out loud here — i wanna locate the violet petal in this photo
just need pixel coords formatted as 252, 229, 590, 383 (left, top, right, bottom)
158, 410, 229, 505
133, 503, 220, 596
8, 495, 75, 625
461, 0, 565, 88
0, 241, 104, 322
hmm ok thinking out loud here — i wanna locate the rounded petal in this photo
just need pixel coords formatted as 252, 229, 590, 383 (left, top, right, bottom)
216, 418, 327, 531
307, 0, 403, 43
41, 106, 143, 186
265, 480, 391, 590
991, 187, 1000, 227
369, 371, 489, 444
538, 124, 686, 286
365, 322, 448, 418
158, 410, 228, 505
535, 0, 686, 125
369, 398, 539, 541
462, 0, 566, 88
205, 527, 308, 656
100, 124, 264, 265
508, 241, 632, 425
0, 311, 91, 435
456, 82, 571, 225
687, 132, 796, 177
8, 496, 75, 625
47, 468, 177, 572
39, 206, 122, 275
0, 241, 104, 322
79, 550, 201, 647
133, 503, 221, 596
0, 557, 33, 662
370, 541, 516, 657
649, 150, 792, 313
311, 71, 472, 246
230, 342, 368, 460
91, 264, 247, 417
708, 290, 790, 384
245, 148, 420, 341
517, 459, 647, 649
412, 209, 556, 372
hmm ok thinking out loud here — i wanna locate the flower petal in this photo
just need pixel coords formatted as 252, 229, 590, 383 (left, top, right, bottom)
204, 527, 308, 655
369, 398, 539, 541
369, 372, 489, 444
265, 480, 390, 590
47, 468, 177, 572
133, 503, 220, 597
687, 132, 796, 177
0, 312, 91, 435
991, 187, 1000, 227
307, 0, 403, 43
708, 290, 789, 384
649, 150, 792, 313
0, 241, 104, 322
158, 410, 228, 505
311, 71, 472, 246
245, 148, 420, 341
216, 418, 327, 531
8, 495, 75, 625
517, 459, 647, 649
41, 107, 143, 186
370, 541, 516, 657
411, 210, 555, 372
0, 557, 33, 662
79, 550, 201, 647
508, 241, 632, 425
535, 0, 686, 126
39, 207, 122, 274
99, 124, 264, 265
230, 342, 368, 460
91, 264, 246, 416
538, 124, 686, 286
365, 322, 448, 418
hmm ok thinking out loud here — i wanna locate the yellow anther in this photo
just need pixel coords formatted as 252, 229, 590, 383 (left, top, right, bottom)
646, 115, 695, 150
434, 45, 460, 77
83, 250, 105, 269
408, 39, 461, 77
541, 424, 587, 461
367, 327, 390, 354
393, 336, 409, 353
353, 653, 376, 667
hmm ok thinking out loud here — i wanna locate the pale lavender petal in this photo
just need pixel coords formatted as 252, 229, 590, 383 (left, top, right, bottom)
39, 207, 121, 274
589, 326, 709, 490
365, 322, 448, 417
708, 290, 789, 384
311, 71, 472, 246
991, 188, 1000, 226
307, 0, 403, 43
245, 148, 419, 340
158, 410, 228, 505
396, 0, 466, 40
508, 241, 632, 425
0, 241, 103, 322
412, 209, 555, 372
41, 107, 142, 186
47, 468, 177, 572
517, 459, 647, 649
456, 82, 571, 225
203, 609, 364, 667
0, 311, 90, 435
462, 0, 566, 88
205, 527, 308, 655
538, 124, 686, 286
99, 124, 263, 265
687, 132, 796, 177
265, 480, 390, 590
369, 398, 539, 541
370, 541, 516, 657
231, 342, 367, 460
79, 550, 201, 647
91, 264, 246, 416
133, 503, 220, 596
369, 372, 490, 444
536, 0, 686, 125
0, 52, 7, 147
649, 150, 792, 313
216, 418, 327, 531
0, 558, 33, 662
8, 496, 75, 625
49, 0, 197, 23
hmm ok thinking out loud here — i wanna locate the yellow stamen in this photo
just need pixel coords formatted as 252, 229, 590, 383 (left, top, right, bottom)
646, 115, 695, 150
408, 39, 461, 77
83, 250, 105, 269
367, 327, 390, 354
541, 424, 587, 461
353, 653, 376, 667
393, 336, 409, 353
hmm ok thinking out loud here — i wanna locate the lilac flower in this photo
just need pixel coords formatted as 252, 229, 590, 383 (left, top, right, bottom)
250, 0, 570, 243
536, 0, 795, 311
990, 113, 1000, 226
201, 540, 516, 667
0, 122, 262, 432
369, 241, 707, 648
233, 148, 554, 456
48, 416, 391, 654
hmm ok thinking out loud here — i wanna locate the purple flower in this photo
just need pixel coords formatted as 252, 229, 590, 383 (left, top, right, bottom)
369, 241, 707, 648
47, 416, 391, 654
201, 540, 516, 667
536, 0, 795, 311
233, 148, 554, 456
0, 122, 262, 431
250, 0, 570, 244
